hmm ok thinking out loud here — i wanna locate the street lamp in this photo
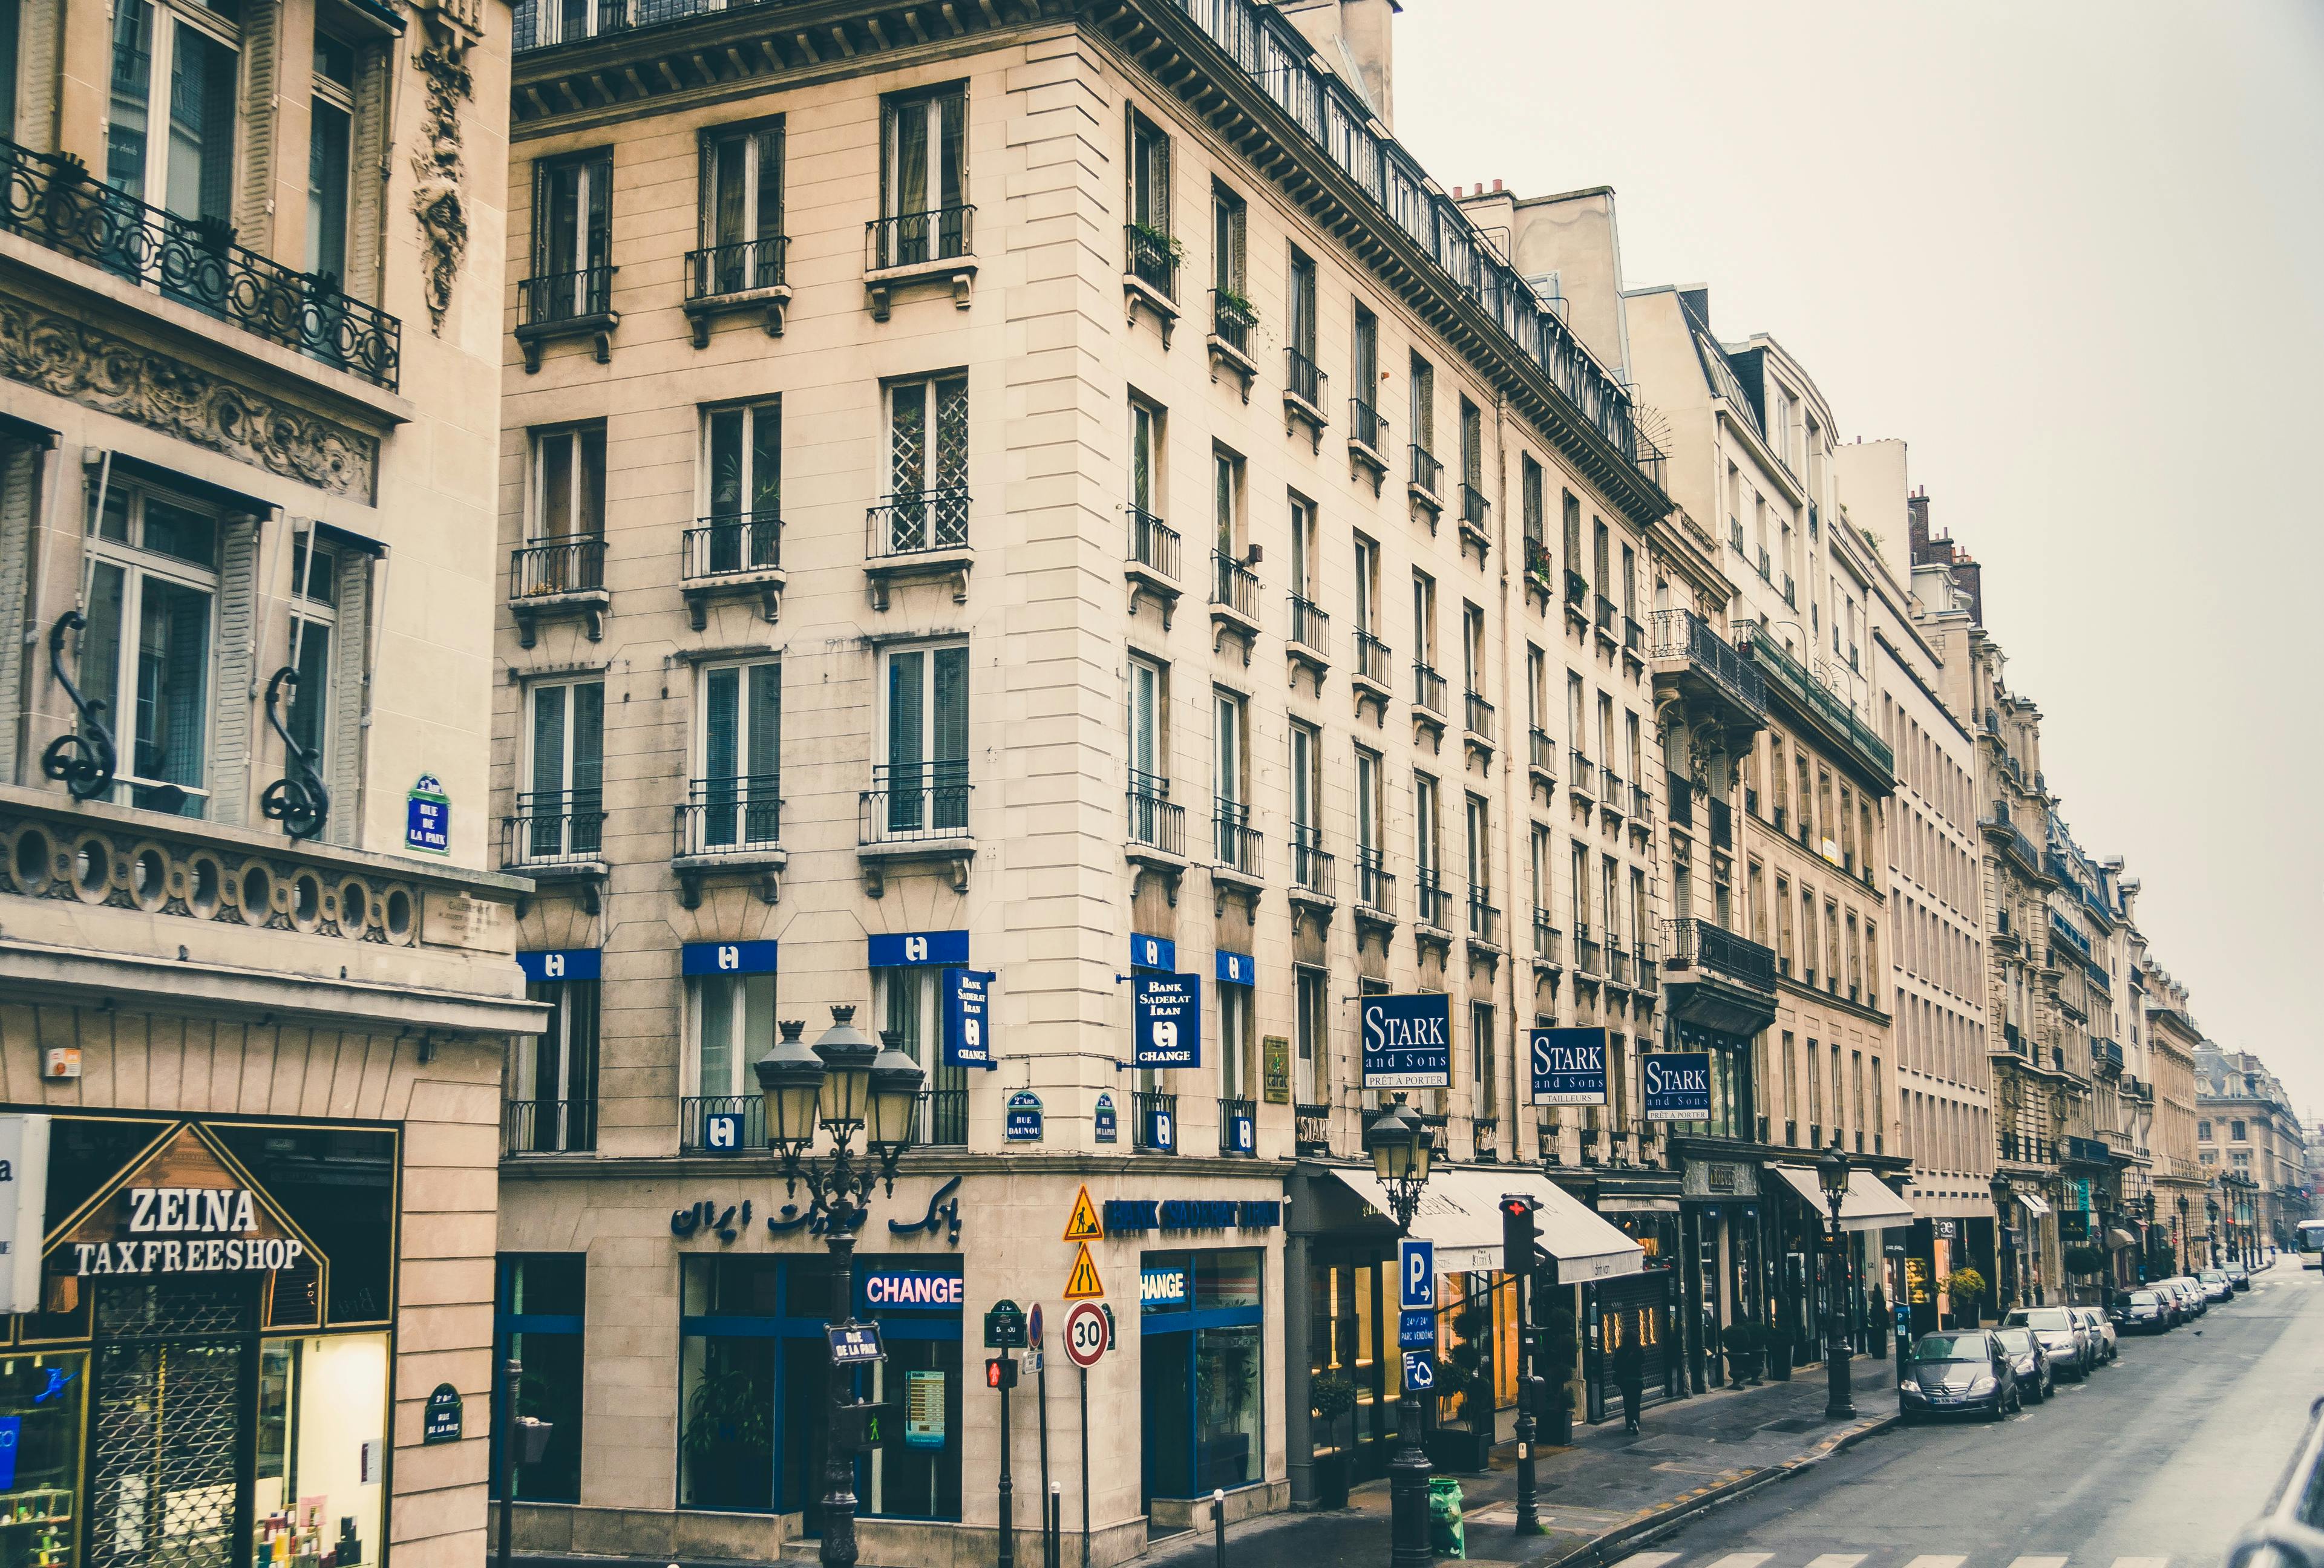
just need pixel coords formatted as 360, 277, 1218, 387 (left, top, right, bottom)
754, 1008, 925, 1568
1989, 1175, 2017, 1314
2176, 1194, 2190, 1275
2207, 1197, 2221, 1269
2137, 1192, 2156, 1283
1818, 1140, 1855, 1420
1364, 1097, 1436, 1568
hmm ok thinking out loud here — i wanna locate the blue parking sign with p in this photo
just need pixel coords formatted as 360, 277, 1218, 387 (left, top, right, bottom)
1399, 1238, 1434, 1310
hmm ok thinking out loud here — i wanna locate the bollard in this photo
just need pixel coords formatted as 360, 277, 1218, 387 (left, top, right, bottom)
1211, 1487, 1226, 1568
1047, 1483, 1062, 1568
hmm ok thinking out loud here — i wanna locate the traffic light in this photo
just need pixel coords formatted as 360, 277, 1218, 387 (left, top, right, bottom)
1502, 1193, 1540, 1276
986, 1356, 1018, 1391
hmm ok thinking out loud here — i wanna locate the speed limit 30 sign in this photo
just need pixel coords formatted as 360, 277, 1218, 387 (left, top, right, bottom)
1063, 1300, 1109, 1369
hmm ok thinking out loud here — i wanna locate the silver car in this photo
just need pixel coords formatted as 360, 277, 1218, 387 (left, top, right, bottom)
2005, 1305, 2092, 1379
2199, 1267, 2234, 1302
2070, 1305, 2116, 1363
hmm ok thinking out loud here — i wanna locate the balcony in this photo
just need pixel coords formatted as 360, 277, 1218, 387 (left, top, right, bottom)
1210, 550, 1260, 658
1352, 632, 1394, 708
1355, 849, 1395, 926
1982, 801, 2046, 879
680, 512, 784, 628
1349, 399, 1390, 483
1600, 765, 1625, 818
1295, 1103, 1334, 1158
1569, 750, 1595, 803
1412, 662, 1448, 740
857, 762, 973, 895
1458, 484, 1491, 558
1409, 444, 1445, 512
1666, 773, 1695, 828
1623, 616, 1645, 663
1212, 801, 1264, 885
864, 206, 976, 318
0, 136, 402, 389
509, 536, 609, 647
1218, 1097, 1257, 1157
1594, 594, 1619, 645
2092, 1037, 2126, 1073
1635, 942, 1661, 995
1126, 508, 1181, 624
1660, 916, 1777, 1034
503, 789, 606, 875
1524, 537, 1556, 603
921, 1088, 969, 1148
1208, 290, 1258, 390
1648, 610, 1768, 734
2065, 1134, 2113, 1166
505, 1097, 597, 1155
1289, 830, 1336, 907
673, 774, 785, 908
1528, 727, 1557, 790
1607, 944, 1632, 988
1287, 595, 1332, 687
1283, 347, 1328, 445
865, 488, 972, 608
1123, 223, 1179, 304
1629, 782, 1653, 822
1574, 923, 1602, 978
684, 235, 790, 342
679, 1096, 763, 1152
1133, 1091, 1179, 1154
516, 265, 619, 370
1735, 625, 1894, 789
1531, 913, 1563, 969
1415, 869, 1451, 932
1126, 771, 1187, 869
1564, 570, 1590, 615
1467, 892, 1501, 952
1463, 690, 1496, 759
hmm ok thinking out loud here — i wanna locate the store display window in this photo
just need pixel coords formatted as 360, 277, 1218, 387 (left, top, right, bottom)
1140, 1249, 1265, 1504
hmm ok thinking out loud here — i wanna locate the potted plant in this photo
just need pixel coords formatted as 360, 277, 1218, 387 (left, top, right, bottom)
2063, 1244, 2109, 1302
1942, 1266, 1987, 1328
1720, 1321, 1761, 1385
682, 1361, 771, 1509
1309, 1373, 1358, 1509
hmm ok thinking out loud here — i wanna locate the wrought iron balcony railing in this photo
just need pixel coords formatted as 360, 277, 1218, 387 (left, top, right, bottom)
675, 774, 782, 857
1524, 537, 1555, 591
1288, 595, 1331, 654
1667, 773, 1695, 827
505, 1097, 597, 1155
1128, 508, 1179, 580
868, 488, 971, 557
1412, 662, 1447, 716
866, 205, 974, 270
1127, 770, 1184, 857
679, 1095, 764, 1151
1213, 800, 1263, 875
1415, 869, 1450, 929
519, 264, 616, 327
687, 235, 787, 299
1218, 1097, 1257, 1157
1709, 796, 1733, 848
0, 136, 402, 388
1460, 483, 1490, 531
1528, 727, 1556, 777
1355, 848, 1394, 915
1661, 916, 1777, 992
920, 1088, 969, 1147
1353, 630, 1392, 687
1133, 1091, 1178, 1153
1464, 690, 1496, 742
1290, 830, 1335, 899
1211, 289, 1256, 354
1531, 913, 1562, 964
1467, 892, 1500, 947
511, 537, 606, 598
1409, 443, 1444, 496
860, 760, 970, 843
1124, 224, 1177, 298
1565, 569, 1589, 609
1285, 346, 1327, 410
1349, 397, 1388, 452
1649, 609, 1768, 723
1574, 924, 1601, 976
1211, 550, 1260, 618
505, 789, 606, 866
682, 512, 781, 580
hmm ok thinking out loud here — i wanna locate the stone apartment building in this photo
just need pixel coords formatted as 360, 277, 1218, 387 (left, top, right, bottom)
2140, 963, 2210, 1272
0, 0, 537, 1563
1840, 452, 1996, 1331
482, 0, 1778, 1558
2196, 1047, 2307, 1261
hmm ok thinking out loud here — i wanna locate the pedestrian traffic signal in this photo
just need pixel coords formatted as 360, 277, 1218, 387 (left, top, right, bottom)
986, 1356, 1018, 1391
1502, 1194, 1540, 1276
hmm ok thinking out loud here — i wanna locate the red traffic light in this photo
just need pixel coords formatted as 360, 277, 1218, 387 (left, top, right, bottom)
985, 1356, 1017, 1390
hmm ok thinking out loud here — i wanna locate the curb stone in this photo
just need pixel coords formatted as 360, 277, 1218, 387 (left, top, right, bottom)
1538, 1412, 1903, 1567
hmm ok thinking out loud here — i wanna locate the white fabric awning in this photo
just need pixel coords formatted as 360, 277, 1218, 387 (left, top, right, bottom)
2018, 1192, 2053, 1217
1770, 1166, 1916, 1233
1331, 1167, 1645, 1281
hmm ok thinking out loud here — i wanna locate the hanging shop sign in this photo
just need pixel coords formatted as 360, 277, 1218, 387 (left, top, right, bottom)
942, 968, 996, 1070
1005, 1091, 1044, 1143
47, 1123, 322, 1281
1099, 1199, 1281, 1234
423, 1384, 463, 1444
1262, 1036, 1292, 1104
1642, 1052, 1713, 1122
869, 930, 971, 968
1133, 973, 1202, 1068
1530, 1027, 1609, 1105
1360, 993, 1452, 1089
1130, 933, 1176, 972
1093, 1093, 1118, 1144
517, 948, 600, 984
1216, 950, 1254, 985
681, 939, 779, 976
0, 1114, 51, 1315
405, 775, 450, 855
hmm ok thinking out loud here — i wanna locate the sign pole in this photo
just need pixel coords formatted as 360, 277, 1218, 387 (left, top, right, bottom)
1036, 1331, 1052, 1565
496, 1359, 520, 1568
998, 1372, 1015, 1568
1078, 1367, 1092, 1568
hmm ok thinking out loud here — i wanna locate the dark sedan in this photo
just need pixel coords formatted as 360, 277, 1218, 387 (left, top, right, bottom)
2115, 1288, 2170, 1334
1991, 1325, 2054, 1402
1899, 1330, 2021, 1422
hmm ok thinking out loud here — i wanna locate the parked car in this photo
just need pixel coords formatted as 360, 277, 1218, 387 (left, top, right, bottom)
2115, 1289, 2170, 1334
1899, 1330, 2021, 1422
2228, 1263, 2251, 1291
2200, 1268, 2234, 1302
2072, 1305, 2117, 1363
2161, 1276, 2205, 1318
2005, 1305, 2092, 1379
1991, 1325, 2054, 1402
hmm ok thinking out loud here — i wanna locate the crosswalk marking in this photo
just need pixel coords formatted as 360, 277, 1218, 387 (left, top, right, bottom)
2008, 1559, 2070, 1568
1614, 1555, 2169, 1568
1803, 1557, 1866, 1568
1699, 1557, 1773, 1568
2113, 1560, 2170, 1568
1608, 1556, 1680, 1568
1899, 1558, 1968, 1568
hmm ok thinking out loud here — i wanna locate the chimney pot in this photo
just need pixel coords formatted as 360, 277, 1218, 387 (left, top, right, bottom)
1493, 178, 1504, 192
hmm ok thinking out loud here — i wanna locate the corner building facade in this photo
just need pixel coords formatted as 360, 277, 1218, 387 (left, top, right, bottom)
489, 0, 1713, 1562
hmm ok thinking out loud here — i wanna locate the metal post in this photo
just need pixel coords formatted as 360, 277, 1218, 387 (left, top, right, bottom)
821, 1221, 861, 1568
1511, 1264, 1537, 1536
1036, 1344, 1052, 1563
1388, 1378, 1431, 1568
1077, 1367, 1091, 1568
1049, 1484, 1062, 1568
998, 1371, 1016, 1568
497, 1359, 521, 1568
1823, 1200, 1854, 1420
1211, 1488, 1226, 1568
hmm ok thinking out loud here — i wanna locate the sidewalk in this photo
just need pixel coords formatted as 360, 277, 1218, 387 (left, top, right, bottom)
1146, 1355, 1899, 1568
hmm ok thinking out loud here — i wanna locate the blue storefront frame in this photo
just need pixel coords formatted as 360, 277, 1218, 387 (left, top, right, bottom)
1138, 1249, 1266, 1507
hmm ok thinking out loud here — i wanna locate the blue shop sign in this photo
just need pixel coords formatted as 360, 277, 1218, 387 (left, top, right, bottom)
1094, 1092, 1118, 1144
701, 1112, 747, 1153
1006, 1089, 1044, 1142
1133, 973, 1202, 1068
1530, 1027, 1608, 1105
1130, 933, 1176, 972
862, 1271, 966, 1311
1643, 1051, 1713, 1122
405, 774, 449, 855
1101, 1200, 1281, 1233
1360, 993, 1452, 1089
518, 948, 601, 984
942, 968, 995, 1069
681, 939, 779, 976
1223, 1103, 1255, 1155
1140, 1266, 1190, 1309
1215, 949, 1254, 986
869, 930, 970, 968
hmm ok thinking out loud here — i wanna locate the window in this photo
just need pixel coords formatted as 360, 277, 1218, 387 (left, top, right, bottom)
696, 400, 782, 575
0, 0, 18, 135
877, 642, 968, 837
1289, 719, 1323, 884
1458, 398, 1482, 492
1287, 493, 1317, 599
694, 659, 781, 850
1213, 687, 1247, 831
1355, 745, 1384, 903
1129, 399, 1162, 519
1409, 354, 1436, 457
1461, 603, 1485, 698
106, 0, 238, 227
307, 30, 355, 280
282, 531, 338, 783
1464, 793, 1490, 932
1471, 1002, 1496, 1116
698, 119, 785, 293
522, 679, 603, 862
875, 967, 969, 1143
517, 973, 599, 1153
531, 423, 607, 540
1412, 570, 1438, 667
1128, 656, 1168, 844
493, 1256, 585, 1501
1295, 969, 1328, 1103
81, 481, 218, 816
1288, 247, 1318, 364
1567, 673, 1586, 760
1213, 446, 1245, 560
2232, 1120, 2248, 1142
1525, 645, 1546, 735
1592, 520, 1611, 601
693, 961, 776, 1105
1414, 772, 1442, 921
1521, 457, 1545, 573
1352, 534, 1381, 638
1219, 981, 1252, 1100
879, 85, 968, 264
1211, 184, 1246, 296
529, 150, 614, 319
881, 374, 969, 552
1139, 1249, 1264, 1500
1351, 306, 1380, 431
2198, 1120, 2212, 1142
1127, 108, 1170, 236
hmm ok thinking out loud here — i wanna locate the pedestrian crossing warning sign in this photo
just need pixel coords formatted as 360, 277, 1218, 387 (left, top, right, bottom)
1063, 1184, 1104, 1243
1062, 1242, 1105, 1300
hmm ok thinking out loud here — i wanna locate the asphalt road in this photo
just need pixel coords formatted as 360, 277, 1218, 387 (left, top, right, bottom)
1617, 1263, 2324, 1567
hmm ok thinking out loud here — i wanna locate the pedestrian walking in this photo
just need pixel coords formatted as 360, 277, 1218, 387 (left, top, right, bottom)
1611, 1332, 1646, 1435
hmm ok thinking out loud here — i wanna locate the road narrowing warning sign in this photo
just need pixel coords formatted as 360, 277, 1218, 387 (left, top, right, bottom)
1062, 1241, 1105, 1300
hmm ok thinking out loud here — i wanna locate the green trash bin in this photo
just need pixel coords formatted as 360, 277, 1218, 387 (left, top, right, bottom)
1429, 1475, 1466, 1558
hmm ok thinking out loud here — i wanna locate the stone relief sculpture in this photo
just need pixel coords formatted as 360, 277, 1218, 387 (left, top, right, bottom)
411, 14, 476, 335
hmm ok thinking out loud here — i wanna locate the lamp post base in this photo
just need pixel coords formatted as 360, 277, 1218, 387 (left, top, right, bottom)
1387, 1391, 1432, 1568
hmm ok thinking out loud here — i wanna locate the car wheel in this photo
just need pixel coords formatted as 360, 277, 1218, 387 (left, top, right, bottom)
1988, 1396, 2006, 1422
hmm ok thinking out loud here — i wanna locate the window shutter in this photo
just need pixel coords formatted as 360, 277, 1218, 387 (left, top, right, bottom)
13, 0, 61, 151
0, 442, 38, 784
234, 3, 281, 251
344, 41, 391, 305
326, 549, 370, 846
209, 515, 262, 827
697, 132, 715, 249
1153, 132, 1170, 235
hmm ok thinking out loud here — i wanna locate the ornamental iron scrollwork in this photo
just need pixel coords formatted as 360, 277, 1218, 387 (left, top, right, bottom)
39, 610, 115, 800
260, 664, 330, 841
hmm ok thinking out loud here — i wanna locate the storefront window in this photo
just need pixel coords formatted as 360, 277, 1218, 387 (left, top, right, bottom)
0, 1351, 87, 1568
494, 1255, 586, 1501
1141, 1250, 1265, 1503
252, 1332, 390, 1566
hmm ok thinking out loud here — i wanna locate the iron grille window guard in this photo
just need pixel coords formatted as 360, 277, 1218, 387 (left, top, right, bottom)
860, 760, 969, 843
687, 235, 788, 298
511, 537, 606, 598
676, 774, 782, 855
868, 488, 971, 557
866, 205, 975, 269
506, 789, 606, 866
682, 513, 782, 579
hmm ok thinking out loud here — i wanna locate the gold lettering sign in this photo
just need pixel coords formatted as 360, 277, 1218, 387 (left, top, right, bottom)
45, 1123, 321, 1282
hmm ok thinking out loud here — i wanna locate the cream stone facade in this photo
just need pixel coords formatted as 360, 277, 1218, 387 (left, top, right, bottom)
0, 0, 534, 1562
2140, 965, 2208, 1272
2196, 1046, 2306, 1260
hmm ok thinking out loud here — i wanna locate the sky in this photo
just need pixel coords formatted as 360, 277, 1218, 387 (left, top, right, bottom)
1393, 2, 2324, 1117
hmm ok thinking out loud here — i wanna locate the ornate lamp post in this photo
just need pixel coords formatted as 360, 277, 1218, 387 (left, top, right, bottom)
2176, 1193, 2190, 1275
755, 1008, 925, 1568
1818, 1141, 1854, 1420
2206, 1197, 2221, 1269
2137, 1192, 2156, 1282
1366, 1099, 1435, 1568
1989, 1174, 2017, 1313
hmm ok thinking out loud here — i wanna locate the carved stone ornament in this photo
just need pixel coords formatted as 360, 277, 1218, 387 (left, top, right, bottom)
0, 298, 377, 497
411, 14, 477, 336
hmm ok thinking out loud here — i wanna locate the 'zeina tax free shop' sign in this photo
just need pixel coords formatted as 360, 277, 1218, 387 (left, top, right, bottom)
51, 1124, 319, 1280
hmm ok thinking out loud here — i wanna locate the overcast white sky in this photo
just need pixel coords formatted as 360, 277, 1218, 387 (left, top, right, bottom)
1394, 1, 2324, 1116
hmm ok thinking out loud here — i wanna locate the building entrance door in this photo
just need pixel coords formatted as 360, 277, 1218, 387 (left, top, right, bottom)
88, 1278, 258, 1568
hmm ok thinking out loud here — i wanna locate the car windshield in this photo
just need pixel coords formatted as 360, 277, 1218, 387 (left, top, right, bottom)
1992, 1328, 2035, 1352
2130, 1292, 2159, 1304
2009, 1308, 2074, 1330
2201, 1270, 2225, 1281
1913, 1334, 1986, 1361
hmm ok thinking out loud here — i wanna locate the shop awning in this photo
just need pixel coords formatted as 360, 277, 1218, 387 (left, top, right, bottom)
1769, 1166, 1916, 1233
2018, 1192, 2053, 1217
1595, 1196, 1681, 1214
1330, 1168, 1645, 1281
2106, 1227, 2139, 1250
